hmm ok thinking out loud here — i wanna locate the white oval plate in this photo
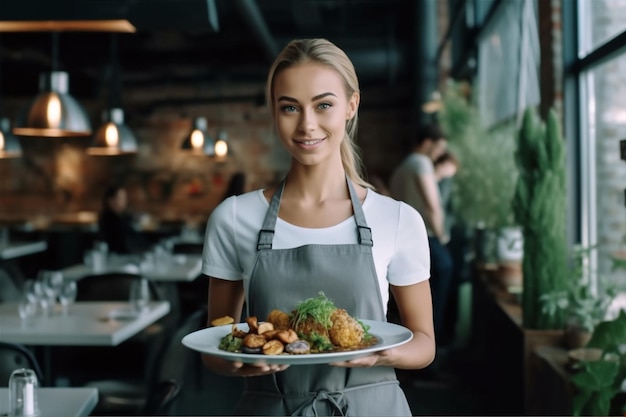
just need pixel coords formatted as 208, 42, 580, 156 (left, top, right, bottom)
182, 319, 413, 365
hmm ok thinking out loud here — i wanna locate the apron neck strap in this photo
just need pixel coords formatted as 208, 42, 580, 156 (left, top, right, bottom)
256, 175, 372, 251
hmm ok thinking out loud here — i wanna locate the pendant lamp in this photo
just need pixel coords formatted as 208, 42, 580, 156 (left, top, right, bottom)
181, 116, 215, 156
87, 108, 137, 155
214, 129, 233, 162
88, 34, 137, 155
0, 34, 21, 158
0, 118, 21, 158
13, 33, 91, 137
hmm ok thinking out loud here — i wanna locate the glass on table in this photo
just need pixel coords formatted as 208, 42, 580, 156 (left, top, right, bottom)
58, 280, 77, 315
129, 278, 151, 314
8, 368, 40, 417
36, 271, 61, 316
17, 295, 37, 326
23, 279, 50, 317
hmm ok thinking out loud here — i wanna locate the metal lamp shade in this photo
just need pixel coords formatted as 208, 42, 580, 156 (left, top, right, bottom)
13, 71, 92, 137
0, 118, 22, 158
181, 117, 215, 156
87, 108, 137, 155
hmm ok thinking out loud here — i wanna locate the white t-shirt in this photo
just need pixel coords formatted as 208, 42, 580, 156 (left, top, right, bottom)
389, 153, 436, 236
201, 188, 430, 311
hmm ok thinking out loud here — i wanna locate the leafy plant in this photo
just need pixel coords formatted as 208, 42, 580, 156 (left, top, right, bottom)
540, 245, 616, 332
512, 107, 568, 329
571, 310, 626, 416
438, 80, 519, 231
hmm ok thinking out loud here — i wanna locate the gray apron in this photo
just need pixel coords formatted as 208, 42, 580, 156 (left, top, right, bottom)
234, 177, 412, 416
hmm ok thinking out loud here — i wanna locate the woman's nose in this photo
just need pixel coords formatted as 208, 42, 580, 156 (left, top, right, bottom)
298, 108, 317, 131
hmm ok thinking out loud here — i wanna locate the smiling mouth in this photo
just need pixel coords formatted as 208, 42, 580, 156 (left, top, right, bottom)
295, 138, 324, 146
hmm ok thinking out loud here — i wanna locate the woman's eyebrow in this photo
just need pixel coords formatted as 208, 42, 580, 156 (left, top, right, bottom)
276, 92, 337, 102
312, 92, 337, 101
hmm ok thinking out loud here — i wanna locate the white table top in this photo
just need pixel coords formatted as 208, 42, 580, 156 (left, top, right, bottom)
61, 254, 202, 282
0, 240, 48, 260
0, 301, 170, 346
0, 387, 98, 417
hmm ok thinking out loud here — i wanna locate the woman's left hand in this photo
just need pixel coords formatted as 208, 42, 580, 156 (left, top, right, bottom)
329, 349, 392, 368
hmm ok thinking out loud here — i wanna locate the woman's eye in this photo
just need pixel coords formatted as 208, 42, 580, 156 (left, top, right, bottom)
318, 102, 332, 110
280, 105, 298, 113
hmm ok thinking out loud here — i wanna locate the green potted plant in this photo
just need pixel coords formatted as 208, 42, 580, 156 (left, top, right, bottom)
571, 310, 626, 416
512, 106, 568, 330
438, 80, 520, 270
539, 245, 617, 348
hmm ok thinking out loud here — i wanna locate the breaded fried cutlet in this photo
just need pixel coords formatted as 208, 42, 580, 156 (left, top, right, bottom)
329, 308, 364, 347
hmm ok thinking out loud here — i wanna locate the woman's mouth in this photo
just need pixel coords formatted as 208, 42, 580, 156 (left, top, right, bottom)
295, 138, 324, 147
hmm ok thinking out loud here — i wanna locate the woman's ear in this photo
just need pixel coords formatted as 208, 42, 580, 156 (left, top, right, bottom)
346, 92, 360, 120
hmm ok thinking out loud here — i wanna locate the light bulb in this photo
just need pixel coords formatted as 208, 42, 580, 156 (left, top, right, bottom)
190, 130, 204, 149
105, 123, 119, 146
215, 139, 228, 157
47, 94, 62, 128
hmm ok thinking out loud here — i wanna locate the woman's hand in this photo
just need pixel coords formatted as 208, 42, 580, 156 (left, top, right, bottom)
202, 354, 289, 377
329, 349, 392, 368
231, 361, 290, 377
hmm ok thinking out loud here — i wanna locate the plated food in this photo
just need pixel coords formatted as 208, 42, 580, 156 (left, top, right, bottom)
215, 293, 377, 356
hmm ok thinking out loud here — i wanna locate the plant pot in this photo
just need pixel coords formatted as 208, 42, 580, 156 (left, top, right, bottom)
497, 261, 523, 289
564, 324, 592, 349
497, 226, 524, 263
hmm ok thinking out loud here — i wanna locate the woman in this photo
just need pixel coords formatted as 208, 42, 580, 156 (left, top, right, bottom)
201, 38, 435, 416
97, 185, 144, 254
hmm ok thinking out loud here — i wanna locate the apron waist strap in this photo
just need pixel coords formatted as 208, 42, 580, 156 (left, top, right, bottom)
287, 380, 399, 417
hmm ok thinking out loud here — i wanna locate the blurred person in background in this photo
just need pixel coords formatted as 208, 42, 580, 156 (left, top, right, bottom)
389, 125, 453, 348
97, 185, 146, 254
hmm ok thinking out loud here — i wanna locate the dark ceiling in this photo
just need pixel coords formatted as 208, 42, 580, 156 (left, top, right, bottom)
0, 0, 419, 100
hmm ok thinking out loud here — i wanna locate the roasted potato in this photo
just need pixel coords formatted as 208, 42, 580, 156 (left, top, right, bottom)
211, 316, 235, 327
242, 333, 266, 348
262, 340, 285, 355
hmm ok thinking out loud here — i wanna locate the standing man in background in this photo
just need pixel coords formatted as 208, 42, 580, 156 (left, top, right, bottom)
389, 124, 454, 348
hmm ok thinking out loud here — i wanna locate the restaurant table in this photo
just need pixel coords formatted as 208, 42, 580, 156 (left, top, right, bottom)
0, 240, 47, 260
0, 301, 170, 386
0, 301, 170, 346
60, 254, 202, 282
0, 387, 98, 417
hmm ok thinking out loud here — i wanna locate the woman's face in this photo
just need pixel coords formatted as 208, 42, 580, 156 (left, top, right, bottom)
109, 189, 128, 213
272, 62, 358, 167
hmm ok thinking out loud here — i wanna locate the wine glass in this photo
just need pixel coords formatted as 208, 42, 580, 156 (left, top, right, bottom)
17, 295, 37, 326
129, 278, 150, 314
37, 271, 57, 316
58, 281, 77, 315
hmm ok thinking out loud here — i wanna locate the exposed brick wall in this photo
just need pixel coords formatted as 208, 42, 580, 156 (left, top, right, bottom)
0, 80, 413, 225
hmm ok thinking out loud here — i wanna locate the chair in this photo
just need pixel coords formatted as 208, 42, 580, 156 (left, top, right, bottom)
62, 272, 176, 386
171, 242, 203, 255
0, 342, 44, 386
0, 268, 21, 302
142, 379, 181, 416
86, 307, 207, 415
75, 272, 161, 302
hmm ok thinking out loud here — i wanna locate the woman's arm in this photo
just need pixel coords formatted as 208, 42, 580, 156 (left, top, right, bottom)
332, 280, 436, 369
201, 276, 289, 376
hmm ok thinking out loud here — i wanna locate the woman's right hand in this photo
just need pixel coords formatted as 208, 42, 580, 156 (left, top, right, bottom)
202, 354, 289, 377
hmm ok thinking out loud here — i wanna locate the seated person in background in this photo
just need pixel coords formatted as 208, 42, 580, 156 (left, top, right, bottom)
97, 185, 147, 254
223, 172, 246, 200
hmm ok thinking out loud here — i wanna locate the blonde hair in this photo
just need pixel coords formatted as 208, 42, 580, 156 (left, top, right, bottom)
265, 38, 372, 189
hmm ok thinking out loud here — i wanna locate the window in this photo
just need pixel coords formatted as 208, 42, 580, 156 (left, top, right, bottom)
577, 0, 626, 291
578, 0, 626, 55
477, 0, 540, 127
